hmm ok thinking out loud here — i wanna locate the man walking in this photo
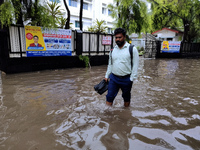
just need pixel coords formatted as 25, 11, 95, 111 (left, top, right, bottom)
105, 28, 139, 107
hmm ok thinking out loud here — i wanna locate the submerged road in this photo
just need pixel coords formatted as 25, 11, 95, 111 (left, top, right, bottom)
0, 58, 200, 150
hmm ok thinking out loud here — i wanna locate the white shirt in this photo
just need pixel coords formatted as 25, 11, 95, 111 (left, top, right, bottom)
105, 42, 139, 81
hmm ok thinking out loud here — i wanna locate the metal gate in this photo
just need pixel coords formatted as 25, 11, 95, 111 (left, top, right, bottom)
144, 40, 157, 58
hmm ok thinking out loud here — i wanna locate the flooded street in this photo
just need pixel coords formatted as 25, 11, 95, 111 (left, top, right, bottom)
0, 58, 200, 150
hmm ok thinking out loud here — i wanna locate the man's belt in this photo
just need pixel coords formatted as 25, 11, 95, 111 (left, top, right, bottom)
112, 73, 131, 78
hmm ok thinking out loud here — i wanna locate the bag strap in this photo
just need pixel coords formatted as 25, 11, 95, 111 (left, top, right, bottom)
129, 44, 134, 69
110, 48, 114, 65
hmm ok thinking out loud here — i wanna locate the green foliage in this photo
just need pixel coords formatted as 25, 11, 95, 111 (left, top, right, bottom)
139, 51, 144, 55
136, 46, 144, 55
0, 0, 66, 28
58, 17, 73, 29
0, 1, 14, 28
87, 19, 108, 33
45, 0, 64, 27
79, 55, 90, 68
24, 0, 63, 28
59, 16, 67, 29
178, 36, 182, 41
149, 0, 182, 30
148, 0, 200, 42
140, 47, 144, 52
138, 47, 144, 55
108, 0, 150, 34
26, 3, 54, 28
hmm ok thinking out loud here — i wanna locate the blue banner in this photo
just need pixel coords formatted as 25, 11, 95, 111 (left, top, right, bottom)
25, 26, 72, 57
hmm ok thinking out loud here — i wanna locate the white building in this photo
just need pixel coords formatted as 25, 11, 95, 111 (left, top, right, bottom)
152, 28, 183, 41
46, 0, 115, 33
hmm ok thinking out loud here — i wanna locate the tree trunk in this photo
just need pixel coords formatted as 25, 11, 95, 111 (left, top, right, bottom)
117, 2, 120, 18
79, 0, 83, 30
63, 0, 70, 29
183, 19, 190, 42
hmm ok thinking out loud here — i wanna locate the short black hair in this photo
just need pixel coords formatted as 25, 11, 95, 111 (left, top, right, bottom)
114, 28, 126, 37
33, 35, 39, 39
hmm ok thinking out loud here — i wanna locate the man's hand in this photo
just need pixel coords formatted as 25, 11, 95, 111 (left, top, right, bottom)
104, 78, 108, 82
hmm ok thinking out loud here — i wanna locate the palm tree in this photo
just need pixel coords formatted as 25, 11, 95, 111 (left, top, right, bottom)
58, 16, 67, 29
88, 19, 108, 33
95, 19, 108, 33
46, 0, 63, 27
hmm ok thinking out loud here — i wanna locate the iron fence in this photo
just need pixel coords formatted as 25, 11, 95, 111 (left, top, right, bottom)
82, 32, 115, 56
2, 26, 200, 59
6, 26, 115, 58
144, 40, 157, 58
181, 42, 200, 53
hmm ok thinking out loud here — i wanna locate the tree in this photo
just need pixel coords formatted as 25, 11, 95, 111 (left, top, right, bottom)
79, 0, 83, 30
0, 0, 62, 28
108, 0, 150, 34
0, 0, 14, 28
63, 0, 70, 29
149, 0, 200, 42
46, 0, 64, 27
24, 0, 55, 27
59, 16, 67, 29
11, 0, 23, 25
87, 19, 108, 33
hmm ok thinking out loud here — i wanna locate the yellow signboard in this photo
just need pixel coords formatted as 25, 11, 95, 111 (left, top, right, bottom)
161, 41, 181, 53
162, 41, 169, 51
25, 26, 46, 51
25, 26, 72, 57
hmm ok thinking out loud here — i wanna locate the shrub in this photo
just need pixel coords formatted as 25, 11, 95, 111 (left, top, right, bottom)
140, 47, 144, 52
79, 55, 91, 68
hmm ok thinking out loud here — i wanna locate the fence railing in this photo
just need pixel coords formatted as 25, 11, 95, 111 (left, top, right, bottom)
82, 32, 115, 56
144, 40, 200, 58
144, 40, 157, 58
6, 26, 115, 58
181, 42, 200, 53
3, 26, 200, 59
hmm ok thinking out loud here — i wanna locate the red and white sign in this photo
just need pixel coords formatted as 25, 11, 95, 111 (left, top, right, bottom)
26, 33, 33, 40
102, 36, 112, 45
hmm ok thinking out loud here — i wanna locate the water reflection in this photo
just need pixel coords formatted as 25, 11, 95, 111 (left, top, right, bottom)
0, 58, 200, 150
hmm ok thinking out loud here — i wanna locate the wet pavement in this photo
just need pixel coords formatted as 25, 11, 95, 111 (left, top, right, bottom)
0, 58, 200, 150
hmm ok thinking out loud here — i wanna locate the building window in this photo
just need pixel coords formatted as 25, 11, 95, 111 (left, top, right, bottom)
108, 28, 112, 34
102, 8, 106, 14
167, 38, 173, 41
108, 9, 112, 15
69, 0, 77, 7
102, 7, 106, 15
75, 21, 80, 28
83, 2, 88, 10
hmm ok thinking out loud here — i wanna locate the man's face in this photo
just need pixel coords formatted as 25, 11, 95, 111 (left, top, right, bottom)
33, 37, 39, 43
115, 33, 126, 47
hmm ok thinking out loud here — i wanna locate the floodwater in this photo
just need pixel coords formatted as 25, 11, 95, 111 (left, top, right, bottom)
0, 58, 200, 150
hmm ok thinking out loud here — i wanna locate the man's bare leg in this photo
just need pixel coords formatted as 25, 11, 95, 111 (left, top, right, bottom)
106, 101, 113, 106
124, 102, 130, 107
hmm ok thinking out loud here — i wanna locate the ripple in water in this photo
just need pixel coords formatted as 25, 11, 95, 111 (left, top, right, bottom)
0, 58, 200, 150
